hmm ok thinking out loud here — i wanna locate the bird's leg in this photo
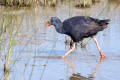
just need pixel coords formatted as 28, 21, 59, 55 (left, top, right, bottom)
70, 40, 73, 49
91, 36, 107, 58
62, 42, 76, 58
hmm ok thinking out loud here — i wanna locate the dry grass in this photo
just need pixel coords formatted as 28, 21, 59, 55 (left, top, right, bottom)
1, 0, 36, 7
75, 0, 100, 8
0, 0, 101, 7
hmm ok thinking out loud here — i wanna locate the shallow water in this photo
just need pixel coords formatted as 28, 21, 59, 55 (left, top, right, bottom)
0, 0, 120, 80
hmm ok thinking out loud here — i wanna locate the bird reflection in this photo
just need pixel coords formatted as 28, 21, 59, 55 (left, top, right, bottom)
63, 57, 75, 73
62, 57, 106, 80
70, 73, 92, 80
89, 58, 106, 79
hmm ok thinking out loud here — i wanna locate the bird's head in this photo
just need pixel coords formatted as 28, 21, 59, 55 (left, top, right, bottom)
45, 17, 63, 33
45, 17, 60, 28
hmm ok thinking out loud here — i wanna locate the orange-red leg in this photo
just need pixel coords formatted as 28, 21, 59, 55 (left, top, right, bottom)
62, 43, 76, 58
91, 36, 107, 58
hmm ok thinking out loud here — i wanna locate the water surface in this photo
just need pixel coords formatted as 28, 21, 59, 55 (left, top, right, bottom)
0, 0, 120, 80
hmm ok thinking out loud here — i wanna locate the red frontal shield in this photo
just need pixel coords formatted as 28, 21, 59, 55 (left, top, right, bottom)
45, 21, 51, 27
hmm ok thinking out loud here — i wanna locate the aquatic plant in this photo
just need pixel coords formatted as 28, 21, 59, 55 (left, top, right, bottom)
0, 10, 23, 79
0, 15, 12, 80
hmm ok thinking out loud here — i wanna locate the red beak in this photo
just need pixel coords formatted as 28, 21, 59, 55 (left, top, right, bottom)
45, 21, 51, 27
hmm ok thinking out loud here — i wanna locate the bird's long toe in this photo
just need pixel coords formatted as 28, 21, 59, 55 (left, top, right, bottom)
99, 52, 107, 59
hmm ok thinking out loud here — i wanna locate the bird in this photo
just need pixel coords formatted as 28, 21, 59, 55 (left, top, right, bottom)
45, 16, 110, 58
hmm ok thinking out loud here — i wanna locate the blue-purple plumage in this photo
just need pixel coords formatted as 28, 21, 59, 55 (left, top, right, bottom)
50, 16, 110, 42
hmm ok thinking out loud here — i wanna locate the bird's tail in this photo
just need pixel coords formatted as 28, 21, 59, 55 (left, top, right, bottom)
99, 19, 110, 26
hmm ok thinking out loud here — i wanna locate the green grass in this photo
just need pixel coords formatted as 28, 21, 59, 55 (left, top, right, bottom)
0, 10, 23, 80
0, 15, 12, 80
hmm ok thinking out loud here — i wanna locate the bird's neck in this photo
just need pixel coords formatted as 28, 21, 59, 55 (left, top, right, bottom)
53, 21, 64, 34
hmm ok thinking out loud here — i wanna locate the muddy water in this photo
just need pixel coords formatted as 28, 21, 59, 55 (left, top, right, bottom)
0, 0, 120, 80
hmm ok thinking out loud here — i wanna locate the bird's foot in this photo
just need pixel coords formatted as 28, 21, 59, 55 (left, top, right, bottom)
99, 51, 107, 59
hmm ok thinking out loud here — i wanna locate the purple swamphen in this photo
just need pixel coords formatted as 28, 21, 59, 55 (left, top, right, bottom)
45, 16, 110, 58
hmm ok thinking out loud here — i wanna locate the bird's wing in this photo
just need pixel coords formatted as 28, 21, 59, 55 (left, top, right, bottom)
62, 16, 108, 42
